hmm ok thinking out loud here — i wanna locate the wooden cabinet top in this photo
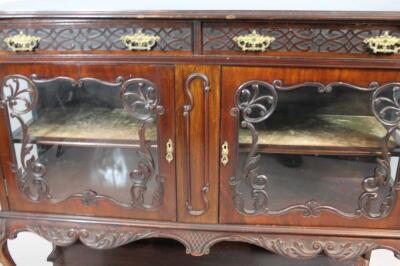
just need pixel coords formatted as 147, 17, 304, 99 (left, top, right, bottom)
0, 10, 398, 21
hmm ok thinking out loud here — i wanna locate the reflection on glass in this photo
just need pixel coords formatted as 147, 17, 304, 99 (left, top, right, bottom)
3, 76, 161, 208
233, 82, 395, 217
237, 154, 377, 213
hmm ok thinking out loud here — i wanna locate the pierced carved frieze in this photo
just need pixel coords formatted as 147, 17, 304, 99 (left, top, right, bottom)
234, 236, 377, 261
0, 23, 192, 51
1, 75, 165, 210
203, 25, 400, 54
230, 80, 399, 219
15, 223, 384, 260
27, 225, 155, 249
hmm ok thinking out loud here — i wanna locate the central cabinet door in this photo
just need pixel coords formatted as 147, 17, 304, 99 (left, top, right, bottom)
220, 66, 400, 228
0, 64, 176, 220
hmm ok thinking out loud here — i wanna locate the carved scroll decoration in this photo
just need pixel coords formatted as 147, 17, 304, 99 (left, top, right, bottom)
121, 78, 165, 210
1, 75, 165, 210
230, 80, 278, 215
183, 73, 211, 216
272, 80, 380, 93
21, 223, 384, 260
230, 80, 400, 219
0, 75, 50, 202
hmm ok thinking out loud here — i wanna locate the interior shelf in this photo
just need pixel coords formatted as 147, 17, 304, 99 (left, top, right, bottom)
13, 108, 157, 148
239, 114, 388, 155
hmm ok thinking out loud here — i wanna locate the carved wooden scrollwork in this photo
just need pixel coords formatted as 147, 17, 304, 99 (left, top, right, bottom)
18, 223, 384, 260
183, 73, 211, 216
272, 80, 380, 93
230, 80, 278, 215
0, 75, 50, 202
1, 75, 165, 210
1, 217, 399, 264
230, 80, 399, 219
121, 78, 165, 210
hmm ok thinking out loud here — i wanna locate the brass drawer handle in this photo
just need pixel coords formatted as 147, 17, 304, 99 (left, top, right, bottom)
233, 30, 275, 52
120, 30, 160, 51
4, 31, 41, 52
166, 139, 174, 163
364, 31, 400, 54
221, 141, 229, 166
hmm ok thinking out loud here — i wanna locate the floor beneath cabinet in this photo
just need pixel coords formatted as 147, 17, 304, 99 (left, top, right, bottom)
48, 239, 367, 266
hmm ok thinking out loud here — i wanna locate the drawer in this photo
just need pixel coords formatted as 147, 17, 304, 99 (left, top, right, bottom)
0, 64, 176, 220
0, 20, 192, 55
219, 66, 400, 228
203, 22, 400, 58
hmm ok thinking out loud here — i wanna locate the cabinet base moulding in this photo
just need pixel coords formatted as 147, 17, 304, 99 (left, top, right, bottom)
0, 212, 399, 264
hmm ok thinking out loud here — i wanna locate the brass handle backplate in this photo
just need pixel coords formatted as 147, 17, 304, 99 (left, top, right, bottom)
364, 31, 400, 54
233, 30, 275, 52
221, 141, 229, 166
166, 139, 174, 163
120, 30, 160, 51
4, 32, 41, 52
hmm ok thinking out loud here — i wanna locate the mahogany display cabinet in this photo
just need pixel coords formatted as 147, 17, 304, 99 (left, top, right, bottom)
0, 10, 400, 265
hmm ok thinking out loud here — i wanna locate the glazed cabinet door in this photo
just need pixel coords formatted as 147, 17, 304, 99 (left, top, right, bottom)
0, 64, 176, 220
220, 66, 400, 228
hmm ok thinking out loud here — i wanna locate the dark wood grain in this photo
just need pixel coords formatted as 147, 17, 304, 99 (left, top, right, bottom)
175, 65, 220, 223
0, 10, 400, 266
0, 64, 176, 221
0, 10, 399, 21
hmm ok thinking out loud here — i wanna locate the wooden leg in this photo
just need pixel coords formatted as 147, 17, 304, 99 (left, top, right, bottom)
395, 251, 400, 261
358, 251, 371, 266
47, 244, 62, 263
0, 239, 15, 266
356, 256, 370, 266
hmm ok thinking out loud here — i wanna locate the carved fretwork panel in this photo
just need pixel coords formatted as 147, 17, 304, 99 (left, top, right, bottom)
0, 21, 192, 52
0, 74, 167, 212
203, 23, 400, 54
227, 80, 400, 220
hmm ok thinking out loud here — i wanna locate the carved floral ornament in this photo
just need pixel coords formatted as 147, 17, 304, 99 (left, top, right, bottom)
229, 80, 400, 219
0, 222, 388, 260
0, 75, 165, 210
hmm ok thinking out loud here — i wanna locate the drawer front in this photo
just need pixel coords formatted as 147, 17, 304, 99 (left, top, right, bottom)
219, 66, 400, 228
0, 20, 192, 54
0, 64, 176, 221
203, 22, 400, 57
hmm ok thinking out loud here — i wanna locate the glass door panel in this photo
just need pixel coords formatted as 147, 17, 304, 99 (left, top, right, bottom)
220, 66, 400, 224
0, 65, 175, 219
